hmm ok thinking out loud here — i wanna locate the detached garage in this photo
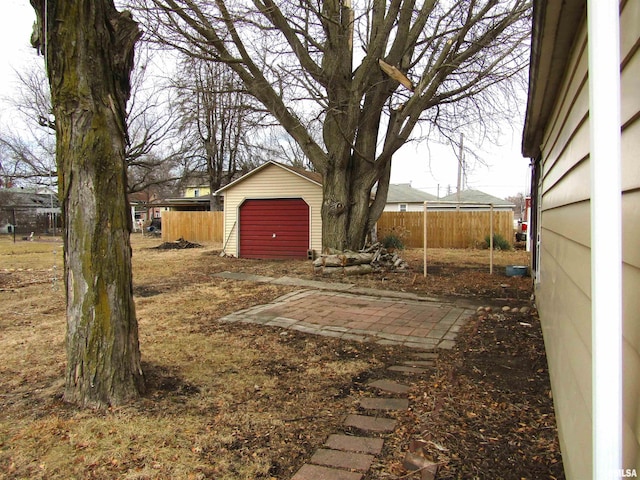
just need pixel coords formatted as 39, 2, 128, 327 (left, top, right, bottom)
216, 161, 323, 259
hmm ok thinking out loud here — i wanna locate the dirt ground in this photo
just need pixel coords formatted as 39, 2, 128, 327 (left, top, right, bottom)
0, 235, 563, 479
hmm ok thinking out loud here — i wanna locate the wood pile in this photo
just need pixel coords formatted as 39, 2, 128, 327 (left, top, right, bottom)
313, 243, 409, 276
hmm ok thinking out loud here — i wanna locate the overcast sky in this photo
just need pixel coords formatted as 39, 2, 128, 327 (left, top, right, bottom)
1, 1, 38, 102
1, 0, 531, 199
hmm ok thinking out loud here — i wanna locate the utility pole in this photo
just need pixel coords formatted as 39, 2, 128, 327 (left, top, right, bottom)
456, 133, 464, 208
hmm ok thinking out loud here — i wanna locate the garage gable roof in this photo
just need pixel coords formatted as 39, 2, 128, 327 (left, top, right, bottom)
215, 161, 322, 194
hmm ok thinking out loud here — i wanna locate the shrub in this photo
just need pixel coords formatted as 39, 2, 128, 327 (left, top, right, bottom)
484, 233, 512, 251
381, 233, 405, 250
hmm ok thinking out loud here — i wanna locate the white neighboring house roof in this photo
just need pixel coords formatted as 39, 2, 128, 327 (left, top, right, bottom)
0, 187, 60, 212
373, 183, 437, 205
437, 189, 515, 208
215, 161, 322, 194
381, 183, 438, 203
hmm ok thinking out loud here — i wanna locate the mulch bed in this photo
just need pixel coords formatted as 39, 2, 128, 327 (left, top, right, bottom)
377, 306, 564, 479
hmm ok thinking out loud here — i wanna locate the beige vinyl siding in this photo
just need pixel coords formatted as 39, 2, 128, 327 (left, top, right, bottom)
622, 151, 640, 474
622, 119, 640, 191
535, 2, 640, 478
535, 14, 589, 480
620, 0, 640, 470
220, 163, 323, 257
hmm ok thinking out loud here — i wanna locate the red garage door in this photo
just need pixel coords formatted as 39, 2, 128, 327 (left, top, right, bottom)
239, 198, 310, 259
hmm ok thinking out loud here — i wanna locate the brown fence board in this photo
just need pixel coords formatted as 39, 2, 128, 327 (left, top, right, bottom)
161, 211, 223, 244
377, 210, 514, 248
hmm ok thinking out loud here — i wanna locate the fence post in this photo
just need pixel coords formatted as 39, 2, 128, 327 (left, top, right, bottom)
423, 201, 428, 277
490, 203, 494, 274
12, 209, 16, 243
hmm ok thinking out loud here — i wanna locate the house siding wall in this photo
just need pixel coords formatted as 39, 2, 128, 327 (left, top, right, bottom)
184, 186, 211, 198
534, 3, 640, 478
220, 163, 323, 257
383, 202, 425, 212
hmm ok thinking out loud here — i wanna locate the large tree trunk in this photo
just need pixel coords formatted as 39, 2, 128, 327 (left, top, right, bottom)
31, 0, 145, 407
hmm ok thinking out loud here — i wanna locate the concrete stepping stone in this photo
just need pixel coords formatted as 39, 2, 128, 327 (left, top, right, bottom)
310, 448, 374, 472
324, 434, 384, 455
412, 352, 438, 360
387, 365, 428, 374
291, 464, 362, 480
368, 379, 410, 395
344, 414, 396, 432
359, 397, 408, 411
402, 360, 435, 367
438, 339, 456, 349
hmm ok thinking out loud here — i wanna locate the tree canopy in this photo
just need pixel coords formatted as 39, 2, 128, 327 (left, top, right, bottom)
136, 0, 531, 250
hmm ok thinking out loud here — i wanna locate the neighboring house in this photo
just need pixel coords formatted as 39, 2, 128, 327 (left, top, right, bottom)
522, 1, 639, 478
182, 184, 223, 211
216, 161, 322, 259
434, 189, 515, 211
380, 183, 437, 212
128, 190, 169, 231
0, 187, 61, 234
130, 187, 217, 232
183, 185, 211, 198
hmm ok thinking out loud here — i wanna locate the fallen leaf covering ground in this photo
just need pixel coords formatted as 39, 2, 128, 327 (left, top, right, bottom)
0, 235, 563, 479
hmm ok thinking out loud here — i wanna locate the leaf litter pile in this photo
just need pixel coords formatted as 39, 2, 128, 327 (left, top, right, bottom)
0, 236, 563, 479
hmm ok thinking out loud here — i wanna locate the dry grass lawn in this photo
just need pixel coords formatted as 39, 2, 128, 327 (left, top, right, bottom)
0, 236, 406, 479
0, 235, 557, 479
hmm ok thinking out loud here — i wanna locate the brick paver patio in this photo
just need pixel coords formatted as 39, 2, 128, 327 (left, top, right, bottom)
217, 288, 473, 349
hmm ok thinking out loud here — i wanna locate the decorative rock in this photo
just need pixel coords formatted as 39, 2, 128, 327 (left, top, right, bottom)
402, 452, 439, 480
502, 306, 511, 312
520, 306, 531, 314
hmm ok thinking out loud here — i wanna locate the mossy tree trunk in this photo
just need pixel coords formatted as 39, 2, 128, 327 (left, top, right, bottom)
30, 0, 145, 407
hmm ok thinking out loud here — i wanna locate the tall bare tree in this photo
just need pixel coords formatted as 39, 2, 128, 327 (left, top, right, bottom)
30, 0, 145, 407
136, 0, 530, 250
0, 63, 57, 187
1, 47, 184, 195
123, 45, 187, 194
173, 57, 261, 209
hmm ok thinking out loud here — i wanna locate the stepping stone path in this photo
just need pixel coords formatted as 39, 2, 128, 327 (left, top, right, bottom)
291, 351, 438, 479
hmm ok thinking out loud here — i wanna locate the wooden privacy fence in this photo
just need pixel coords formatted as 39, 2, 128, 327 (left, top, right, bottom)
377, 210, 514, 249
161, 211, 223, 244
